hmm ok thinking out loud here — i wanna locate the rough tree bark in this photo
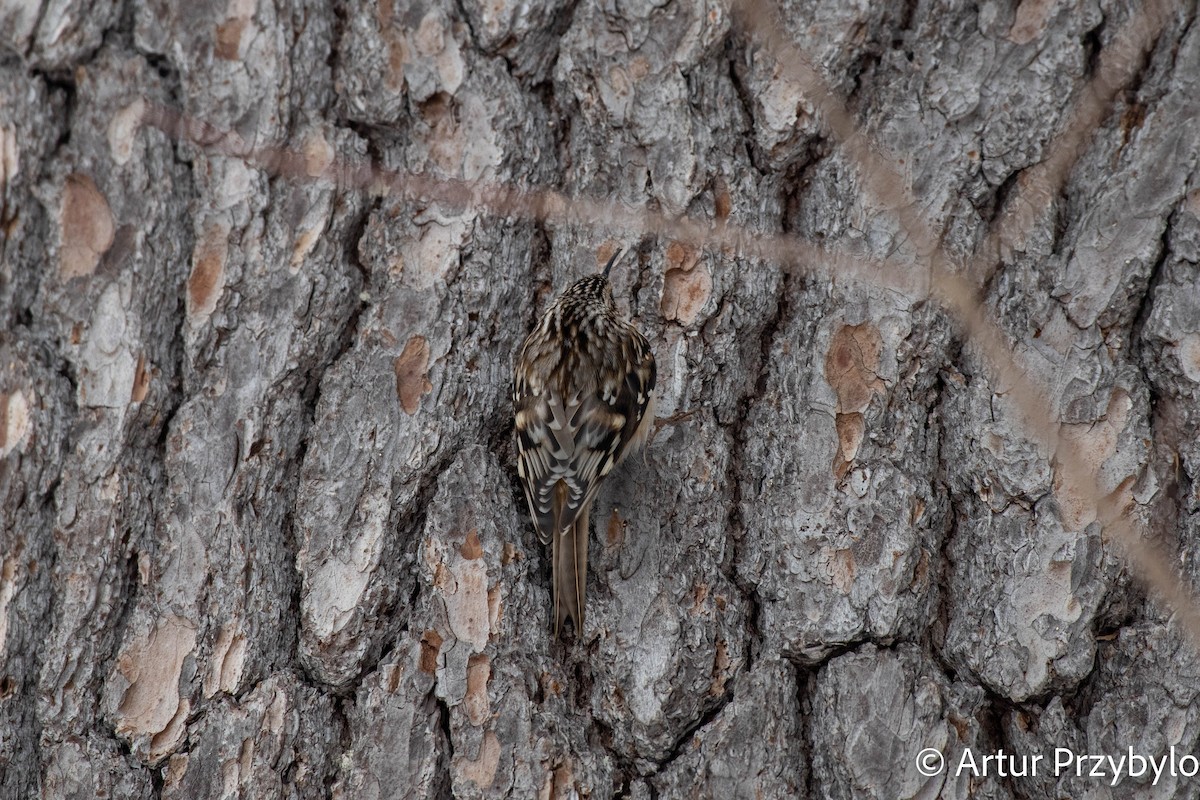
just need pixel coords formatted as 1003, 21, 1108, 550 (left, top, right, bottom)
1, 0, 1199, 798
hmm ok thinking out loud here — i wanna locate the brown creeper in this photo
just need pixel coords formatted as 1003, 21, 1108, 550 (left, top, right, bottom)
512, 250, 657, 636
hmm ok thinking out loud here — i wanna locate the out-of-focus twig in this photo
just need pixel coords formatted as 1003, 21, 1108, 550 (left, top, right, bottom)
733, 0, 1199, 644
139, 101, 920, 291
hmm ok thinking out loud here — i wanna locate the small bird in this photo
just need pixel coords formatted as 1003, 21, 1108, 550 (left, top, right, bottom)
512, 250, 657, 636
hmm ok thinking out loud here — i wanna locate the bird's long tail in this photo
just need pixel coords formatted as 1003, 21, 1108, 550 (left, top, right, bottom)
553, 499, 589, 637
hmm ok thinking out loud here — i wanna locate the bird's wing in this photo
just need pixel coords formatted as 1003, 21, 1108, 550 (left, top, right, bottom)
514, 329, 656, 544
603, 328, 656, 468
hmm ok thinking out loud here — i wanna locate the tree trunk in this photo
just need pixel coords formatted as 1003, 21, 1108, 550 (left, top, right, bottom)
2, 0, 1199, 798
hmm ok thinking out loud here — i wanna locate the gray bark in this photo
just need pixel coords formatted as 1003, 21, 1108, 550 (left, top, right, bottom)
2, 0, 1199, 798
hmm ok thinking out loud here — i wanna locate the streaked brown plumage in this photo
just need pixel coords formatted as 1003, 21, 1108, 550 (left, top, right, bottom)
512, 250, 656, 636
